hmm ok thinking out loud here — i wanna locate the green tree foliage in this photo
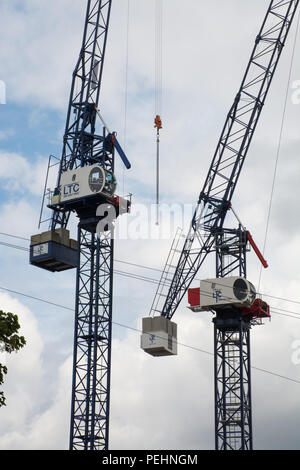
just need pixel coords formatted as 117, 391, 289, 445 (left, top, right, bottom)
0, 310, 26, 407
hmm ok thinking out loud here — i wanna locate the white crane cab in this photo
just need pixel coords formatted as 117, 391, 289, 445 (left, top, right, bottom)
141, 316, 177, 357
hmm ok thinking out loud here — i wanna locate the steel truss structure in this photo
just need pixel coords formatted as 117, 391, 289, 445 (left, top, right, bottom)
215, 228, 248, 279
68, 124, 115, 450
214, 228, 252, 450
70, 225, 114, 450
214, 317, 252, 450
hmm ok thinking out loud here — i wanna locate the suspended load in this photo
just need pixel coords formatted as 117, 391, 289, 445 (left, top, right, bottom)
30, 228, 78, 272
141, 316, 177, 357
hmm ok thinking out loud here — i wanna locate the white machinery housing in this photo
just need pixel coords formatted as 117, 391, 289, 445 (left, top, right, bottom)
188, 276, 256, 312
51, 163, 117, 205
141, 316, 177, 357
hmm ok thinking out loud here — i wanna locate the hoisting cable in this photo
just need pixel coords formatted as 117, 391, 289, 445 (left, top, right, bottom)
123, 0, 131, 196
258, 9, 300, 291
154, 0, 163, 225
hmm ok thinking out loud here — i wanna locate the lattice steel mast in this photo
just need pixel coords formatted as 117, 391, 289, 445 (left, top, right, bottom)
213, 227, 252, 450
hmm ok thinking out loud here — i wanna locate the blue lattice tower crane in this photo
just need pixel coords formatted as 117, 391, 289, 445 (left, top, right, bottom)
141, 0, 299, 451
30, 0, 131, 450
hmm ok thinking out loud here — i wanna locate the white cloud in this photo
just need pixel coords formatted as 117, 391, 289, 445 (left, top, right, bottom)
0, 0, 85, 111
0, 293, 44, 447
0, 150, 50, 197
0, 293, 72, 450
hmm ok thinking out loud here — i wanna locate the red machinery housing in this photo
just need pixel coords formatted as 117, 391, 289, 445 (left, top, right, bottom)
241, 298, 270, 320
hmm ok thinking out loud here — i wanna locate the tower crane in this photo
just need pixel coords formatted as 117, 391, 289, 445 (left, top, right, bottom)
141, 0, 299, 451
29, 0, 131, 450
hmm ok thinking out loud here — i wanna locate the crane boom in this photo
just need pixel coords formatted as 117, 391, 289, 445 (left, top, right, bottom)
159, 0, 299, 320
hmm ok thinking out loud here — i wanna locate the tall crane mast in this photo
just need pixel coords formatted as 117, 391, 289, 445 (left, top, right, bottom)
30, 0, 131, 450
142, 0, 299, 451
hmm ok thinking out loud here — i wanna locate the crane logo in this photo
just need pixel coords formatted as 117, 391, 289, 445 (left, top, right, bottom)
62, 182, 80, 197
213, 288, 222, 303
149, 334, 156, 344
33, 243, 49, 257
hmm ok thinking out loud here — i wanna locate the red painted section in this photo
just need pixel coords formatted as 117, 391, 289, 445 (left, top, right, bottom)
242, 298, 271, 319
247, 232, 268, 269
188, 288, 200, 307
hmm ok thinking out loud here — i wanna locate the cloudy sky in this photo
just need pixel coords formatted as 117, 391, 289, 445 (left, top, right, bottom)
0, 0, 299, 450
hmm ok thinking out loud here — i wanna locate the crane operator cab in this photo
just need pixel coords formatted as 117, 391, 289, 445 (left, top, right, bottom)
49, 163, 131, 223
